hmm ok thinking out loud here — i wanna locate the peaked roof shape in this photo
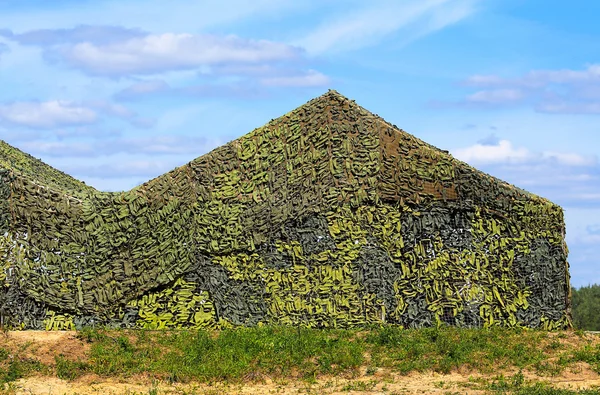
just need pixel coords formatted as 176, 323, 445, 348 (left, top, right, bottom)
1, 89, 545, 209
0, 90, 564, 320
136, 89, 550, 221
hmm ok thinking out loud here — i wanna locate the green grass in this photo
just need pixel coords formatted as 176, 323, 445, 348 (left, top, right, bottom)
87, 326, 364, 382
68, 325, 597, 382
65, 326, 599, 382
0, 357, 43, 384
1, 326, 600, 395
573, 344, 600, 373
0, 343, 46, 385
366, 325, 551, 374
55, 355, 90, 381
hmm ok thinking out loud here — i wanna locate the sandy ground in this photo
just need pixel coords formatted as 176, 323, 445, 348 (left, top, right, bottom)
6, 370, 600, 395
1, 331, 600, 395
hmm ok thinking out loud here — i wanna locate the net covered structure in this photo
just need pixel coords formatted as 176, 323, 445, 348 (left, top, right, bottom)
0, 90, 571, 330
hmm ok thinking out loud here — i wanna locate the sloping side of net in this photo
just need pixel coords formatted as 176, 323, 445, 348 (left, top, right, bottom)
0, 91, 571, 330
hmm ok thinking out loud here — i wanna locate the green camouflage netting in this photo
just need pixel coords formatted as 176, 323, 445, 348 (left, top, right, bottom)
0, 90, 571, 330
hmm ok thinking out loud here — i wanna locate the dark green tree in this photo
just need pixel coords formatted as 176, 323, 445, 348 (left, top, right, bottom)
571, 284, 600, 331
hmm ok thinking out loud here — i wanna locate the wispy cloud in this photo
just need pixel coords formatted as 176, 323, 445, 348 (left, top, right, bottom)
464, 64, 600, 88
2, 25, 330, 97
0, 99, 148, 129
86, 100, 154, 128
452, 137, 600, 208
465, 89, 525, 104
114, 70, 330, 101
453, 137, 597, 166
477, 133, 500, 145
0, 100, 97, 128
62, 160, 180, 178
0, 0, 305, 36
59, 33, 302, 76
260, 69, 330, 87
456, 64, 600, 114
54, 127, 122, 140
453, 139, 531, 164
115, 80, 263, 101
0, 25, 145, 46
294, 0, 479, 55
0, 128, 41, 142
535, 101, 600, 115
114, 79, 169, 100
2, 26, 306, 77
18, 135, 224, 157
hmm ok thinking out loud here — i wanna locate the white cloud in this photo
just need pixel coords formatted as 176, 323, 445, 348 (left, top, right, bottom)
57, 33, 302, 76
114, 69, 330, 100
115, 80, 262, 100
19, 135, 224, 157
2, 25, 145, 46
84, 100, 153, 127
295, 0, 478, 55
19, 141, 96, 156
0, 100, 97, 128
0, 99, 151, 129
453, 138, 597, 167
464, 64, 600, 88
564, 209, 600, 248
452, 138, 600, 209
0, 1, 304, 38
211, 64, 279, 77
115, 79, 169, 100
542, 152, 597, 167
87, 100, 134, 118
577, 193, 600, 201
63, 160, 178, 178
6, 25, 330, 89
260, 70, 330, 87
396, 0, 478, 46
120, 135, 220, 155
536, 101, 600, 115
531, 64, 600, 84
466, 89, 525, 104
54, 127, 122, 140
0, 128, 41, 142
465, 75, 506, 86
460, 64, 600, 114
452, 139, 531, 164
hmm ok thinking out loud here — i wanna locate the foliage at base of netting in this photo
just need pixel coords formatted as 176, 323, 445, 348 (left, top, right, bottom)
0, 90, 571, 330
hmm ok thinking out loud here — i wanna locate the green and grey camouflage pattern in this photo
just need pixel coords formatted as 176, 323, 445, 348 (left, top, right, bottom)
0, 91, 571, 330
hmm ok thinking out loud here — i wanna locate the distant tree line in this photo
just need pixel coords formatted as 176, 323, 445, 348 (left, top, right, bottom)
571, 284, 600, 331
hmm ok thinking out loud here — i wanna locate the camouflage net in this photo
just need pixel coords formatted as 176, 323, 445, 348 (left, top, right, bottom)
0, 91, 571, 330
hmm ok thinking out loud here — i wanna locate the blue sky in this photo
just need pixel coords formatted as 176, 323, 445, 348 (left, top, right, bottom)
0, 0, 598, 287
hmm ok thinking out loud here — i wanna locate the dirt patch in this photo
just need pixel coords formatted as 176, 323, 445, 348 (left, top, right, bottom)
1, 331, 89, 365
4, 368, 600, 395
547, 331, 600, 350
6, 372, 485, 395
544, 362, 600, 390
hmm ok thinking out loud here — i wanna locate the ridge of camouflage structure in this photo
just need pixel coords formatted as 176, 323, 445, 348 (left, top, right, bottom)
0, 90, 571, 330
